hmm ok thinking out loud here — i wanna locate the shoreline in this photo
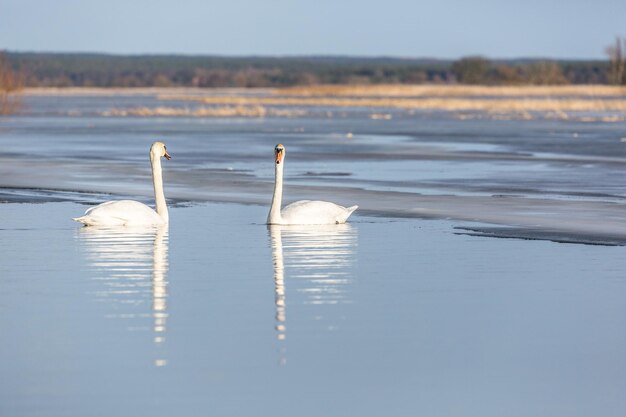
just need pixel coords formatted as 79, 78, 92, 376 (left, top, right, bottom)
20, 87, 274, 96
21, 84, 626, 97
18, 85, 626, 118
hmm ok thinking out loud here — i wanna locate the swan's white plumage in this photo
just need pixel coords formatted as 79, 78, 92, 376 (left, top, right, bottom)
267, 144, 358, 225
280, 200, 358, 225
74, 200, 165, 226
74, 141, 170, 227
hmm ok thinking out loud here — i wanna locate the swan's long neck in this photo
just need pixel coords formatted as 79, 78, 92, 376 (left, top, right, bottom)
268, 162, 284, 224
151, 154, 169, 223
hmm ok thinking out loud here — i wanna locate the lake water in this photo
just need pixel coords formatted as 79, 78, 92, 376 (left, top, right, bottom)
1, 92, 626, 416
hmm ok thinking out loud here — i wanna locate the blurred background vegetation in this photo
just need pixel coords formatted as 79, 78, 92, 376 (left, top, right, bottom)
0, 37, 625, 115
1, 44, 624, 89
0, 52, 24, 114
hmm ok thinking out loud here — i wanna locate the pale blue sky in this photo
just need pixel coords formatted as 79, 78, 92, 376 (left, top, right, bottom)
1, 0, 624, 58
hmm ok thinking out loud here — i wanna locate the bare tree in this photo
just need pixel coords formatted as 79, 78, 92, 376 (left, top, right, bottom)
606, 37, 626, 85
0, 51, 24, 115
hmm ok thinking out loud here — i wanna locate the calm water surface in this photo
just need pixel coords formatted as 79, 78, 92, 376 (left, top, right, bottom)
1, 202, 626, 417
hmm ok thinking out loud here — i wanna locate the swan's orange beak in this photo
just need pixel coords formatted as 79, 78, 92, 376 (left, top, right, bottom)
275, 149, 283, 164
164, 150, 171, 160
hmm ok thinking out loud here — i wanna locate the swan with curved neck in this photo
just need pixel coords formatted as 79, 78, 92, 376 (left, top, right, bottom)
267, 144, 358, 225
74, 141, 171, 226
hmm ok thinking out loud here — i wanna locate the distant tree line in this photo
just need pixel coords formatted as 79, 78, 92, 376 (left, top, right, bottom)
450, 57, 614, 85
4, 53, 454, 87
1, 50, 621, 89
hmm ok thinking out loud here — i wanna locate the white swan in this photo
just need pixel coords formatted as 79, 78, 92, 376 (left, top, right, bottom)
267, 144, 358, 225
74, 141, 171, 226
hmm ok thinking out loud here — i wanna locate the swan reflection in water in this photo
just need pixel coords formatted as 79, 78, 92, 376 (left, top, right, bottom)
76, 225, 169, 367
268, 223, 358, 350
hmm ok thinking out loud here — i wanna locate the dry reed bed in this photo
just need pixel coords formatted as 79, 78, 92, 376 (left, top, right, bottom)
24, 87, 270, 96
100, 105, 306, 117
277, 84, 626, 97
96, 106, 626, 122
160, 95, 626, 112
23, 85, 626, 99
454, 112, 626, 122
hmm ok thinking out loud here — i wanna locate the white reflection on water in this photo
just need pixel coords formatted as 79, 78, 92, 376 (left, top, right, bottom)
268, 224, 358, 347
76, 225, 169, 367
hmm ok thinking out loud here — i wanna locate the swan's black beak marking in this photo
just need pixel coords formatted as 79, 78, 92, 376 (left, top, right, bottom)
164, 151, 171, 160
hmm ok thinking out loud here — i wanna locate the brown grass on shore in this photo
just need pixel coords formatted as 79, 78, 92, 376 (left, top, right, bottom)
277, 84, 626, 97
20, 85, 626, 117
453, 112, 626, 122
22, 85, 626, 98
100, 105, 306, 117
23, 87, 271, 96
160, 95, 626, 112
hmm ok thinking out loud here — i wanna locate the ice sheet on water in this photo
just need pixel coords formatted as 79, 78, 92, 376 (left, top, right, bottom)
2, 93, 626, 245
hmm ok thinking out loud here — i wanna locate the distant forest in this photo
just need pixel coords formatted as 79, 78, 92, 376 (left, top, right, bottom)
3, 52, 617, 88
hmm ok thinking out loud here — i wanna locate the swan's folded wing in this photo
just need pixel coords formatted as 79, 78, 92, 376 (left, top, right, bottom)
281, 200, 357, 224
75, 200, 163, 226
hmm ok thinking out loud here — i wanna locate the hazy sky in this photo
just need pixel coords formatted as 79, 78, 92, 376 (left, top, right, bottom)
1, 0, 624, 58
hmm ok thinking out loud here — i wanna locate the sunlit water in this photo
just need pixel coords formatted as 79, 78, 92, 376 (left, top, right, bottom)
1, 202, 626, 416
1, 93, 626, 416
